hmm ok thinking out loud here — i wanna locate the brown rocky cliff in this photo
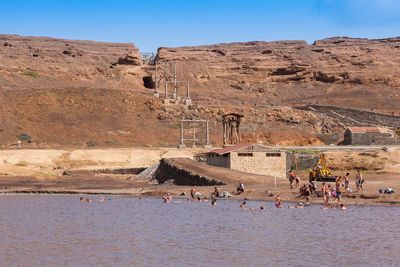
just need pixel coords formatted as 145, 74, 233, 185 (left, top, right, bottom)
156, 37, 400, 112
1, 35, 399, 147
0, 34, 144, 91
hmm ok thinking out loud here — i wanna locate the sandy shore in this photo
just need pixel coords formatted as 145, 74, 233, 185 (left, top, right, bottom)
0, 171, 399, 207
0, 147, 399, 206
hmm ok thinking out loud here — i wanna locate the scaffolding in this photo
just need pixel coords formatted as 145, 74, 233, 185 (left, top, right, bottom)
178, 119, 211, 148
154, 61, 191, 105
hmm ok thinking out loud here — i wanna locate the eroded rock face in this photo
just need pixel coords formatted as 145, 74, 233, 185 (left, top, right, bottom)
156, 37, 400, 112
0, 34, 143, 90
0, 35, 399, 146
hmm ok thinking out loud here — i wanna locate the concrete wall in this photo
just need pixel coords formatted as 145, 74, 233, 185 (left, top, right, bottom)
229, 151, 288, 178
344, 130, 352, 145
206, 153, 230, 168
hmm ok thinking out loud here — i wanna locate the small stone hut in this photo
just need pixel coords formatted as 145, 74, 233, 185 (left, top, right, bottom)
206, 144, 289, 178
343, 127, 399, 145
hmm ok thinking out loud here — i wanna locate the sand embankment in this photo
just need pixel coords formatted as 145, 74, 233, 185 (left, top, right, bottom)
0, 147, 206, 176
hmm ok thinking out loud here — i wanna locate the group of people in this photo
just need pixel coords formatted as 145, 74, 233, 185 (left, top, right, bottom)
293, 169, 365, 208
79, 196, 107, 202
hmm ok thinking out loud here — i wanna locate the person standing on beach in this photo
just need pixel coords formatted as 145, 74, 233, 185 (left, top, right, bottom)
289, 170, 296, 189
344, 173, 350, 190
357, 170, 365, 192
322, 182, 330, 206
336, 177, 342, 206
355, 170, 363, 192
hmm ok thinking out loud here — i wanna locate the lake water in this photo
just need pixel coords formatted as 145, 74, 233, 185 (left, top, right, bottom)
0, 195, 399, 266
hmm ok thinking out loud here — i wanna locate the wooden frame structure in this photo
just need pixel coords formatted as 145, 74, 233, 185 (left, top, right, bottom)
222, 113, 243, 146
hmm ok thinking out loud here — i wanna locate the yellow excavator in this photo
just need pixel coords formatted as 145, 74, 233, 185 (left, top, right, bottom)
309, 153, 336, 182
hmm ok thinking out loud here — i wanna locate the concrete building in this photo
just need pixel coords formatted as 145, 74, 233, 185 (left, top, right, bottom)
343, 127, 399, 145
206, 144, 289, 178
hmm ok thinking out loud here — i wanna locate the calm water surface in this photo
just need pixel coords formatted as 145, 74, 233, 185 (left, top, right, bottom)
0, 195, 399, 266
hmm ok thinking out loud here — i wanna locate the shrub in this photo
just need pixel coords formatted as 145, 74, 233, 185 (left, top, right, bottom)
170, 123, 180, 129
86, 141, 97, 147
16, 133, 31, 141
14, 162, 27, 167
396, 129, 400, 136
105, 140, 119, 145
22, 71, 39, 78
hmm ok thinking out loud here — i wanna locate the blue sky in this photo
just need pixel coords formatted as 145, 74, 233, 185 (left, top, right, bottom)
1, 0, 399, 52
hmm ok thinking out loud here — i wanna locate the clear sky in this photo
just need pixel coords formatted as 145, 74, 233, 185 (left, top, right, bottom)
1, 0, 399, 52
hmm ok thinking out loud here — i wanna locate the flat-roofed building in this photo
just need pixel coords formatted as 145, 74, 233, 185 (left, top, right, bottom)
206, 144, 289, 178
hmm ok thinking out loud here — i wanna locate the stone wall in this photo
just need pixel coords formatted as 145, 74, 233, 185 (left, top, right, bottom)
154, 159, 225, 186
229, 151, 288, 179
345, 131, 399, 145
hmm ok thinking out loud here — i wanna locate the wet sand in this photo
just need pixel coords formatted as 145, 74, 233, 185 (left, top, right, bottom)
0, 171, 399, 207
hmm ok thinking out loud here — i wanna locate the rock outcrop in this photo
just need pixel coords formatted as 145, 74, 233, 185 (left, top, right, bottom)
0, 34, 144, 90
156, 37, 400, 112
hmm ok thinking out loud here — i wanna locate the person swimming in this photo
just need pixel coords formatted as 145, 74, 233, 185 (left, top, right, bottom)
240, 201, 254, 210
295, 202, 304, 209
340, 204, 347, 210
163, 193, 172, 203
80, 197, 84, 202
86, 198, 91, 202
190, 186, 196, 200
209, 198, 217, 206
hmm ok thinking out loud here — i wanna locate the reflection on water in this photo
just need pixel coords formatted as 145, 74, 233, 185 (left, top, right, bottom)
0, 195, 399, 266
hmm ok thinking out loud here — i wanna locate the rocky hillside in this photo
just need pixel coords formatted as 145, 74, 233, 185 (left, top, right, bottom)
0, 34, 399, 147
156, 37, 400, 112
0, 87, 345, 147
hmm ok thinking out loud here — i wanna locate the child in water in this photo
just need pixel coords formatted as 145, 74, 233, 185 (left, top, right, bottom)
275, 195, 282, 208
